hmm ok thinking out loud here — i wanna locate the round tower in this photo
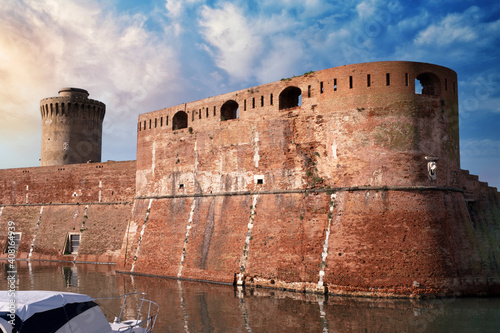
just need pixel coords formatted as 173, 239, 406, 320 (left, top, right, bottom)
40, 88, 105, 166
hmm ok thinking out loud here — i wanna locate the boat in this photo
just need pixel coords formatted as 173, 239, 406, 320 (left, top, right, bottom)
0, 291, 158, 333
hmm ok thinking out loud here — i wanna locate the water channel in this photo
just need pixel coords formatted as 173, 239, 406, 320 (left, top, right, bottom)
1, 261, 499, 332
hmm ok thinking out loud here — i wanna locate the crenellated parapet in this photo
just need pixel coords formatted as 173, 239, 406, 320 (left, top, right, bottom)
40, 88, 105, 166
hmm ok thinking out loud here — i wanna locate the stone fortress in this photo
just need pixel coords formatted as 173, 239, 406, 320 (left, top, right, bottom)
1, 61, 499, 297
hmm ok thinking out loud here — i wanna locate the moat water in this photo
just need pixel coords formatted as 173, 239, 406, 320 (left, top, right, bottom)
2, 261, 499, 332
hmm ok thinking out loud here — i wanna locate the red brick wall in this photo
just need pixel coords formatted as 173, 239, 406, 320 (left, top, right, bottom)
0, 160, 135, 263
0, 160, 136, 205
120, 61, 498, 296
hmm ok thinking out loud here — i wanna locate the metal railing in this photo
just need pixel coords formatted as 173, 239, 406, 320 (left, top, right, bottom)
95, 292, 159, 332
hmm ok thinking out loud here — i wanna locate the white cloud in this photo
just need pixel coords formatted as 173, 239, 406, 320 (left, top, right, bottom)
415, 6, 484, 46
257, 37, 305, 83
461, 139, 500, 157
0, 0, 179, 167
199, 3, 263, 81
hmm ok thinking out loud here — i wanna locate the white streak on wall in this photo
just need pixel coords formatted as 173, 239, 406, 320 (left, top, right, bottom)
178, 198, 197, 278
131, 199, 153, 272
29, 206, 44, 258
237, 194, 259, 285
317, 193, 337, 289
194, 140, 198, 173
26, 185, 29, 204
98, 180, 102, 203
0, 207, 3, 218
253, 132, 260, 168
331, 140, 337, 160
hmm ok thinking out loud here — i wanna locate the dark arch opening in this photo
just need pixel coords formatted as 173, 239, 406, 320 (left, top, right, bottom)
172, 111, 188, 130
220, 100, 239, 121
415, 72, 441, 96
279, 86, 302, 110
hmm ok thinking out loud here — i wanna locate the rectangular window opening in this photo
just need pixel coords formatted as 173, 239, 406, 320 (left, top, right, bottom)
213, 106, 216, 116
252, 98, 255, 109
166, 116, 169, 125
244, 100, 247, 111
64, 233, 80, 254
320, 82, 324, 94
155, 118, 157, 128
270, 93, 273, 105
149, 119, 151, 129
179, 184, 184, 189
405, 73, 409, 86
261, 96, 264, 107
349, 76, 353, 89
386, 73, 390, 86
367, 74, 371, 87
143, 121, 146, 130
160, 117, 163, 127
199, 109, 201, 119
138, 122, 141, 132
308, 85, 311, 97
334, 78, 337, 91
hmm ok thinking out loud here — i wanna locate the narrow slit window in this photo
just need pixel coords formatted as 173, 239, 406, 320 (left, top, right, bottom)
206, 108, 209, 118
334, 78, 337, 91
160, 117, 163, 127
155, 118, 157, 128
405, 73, 409, 86
261, 96, 264, 107
138, 122, 141, 132
252, 97, 255, 109
270, 93, 273, 105
308, 85, 311, 97
143, 121, 146, 130
199, 109, 201, 119
320, 82, 324, 94
367, 74, 371, 87
214, 106, 216, 116
166, 116, 169, 125
149, 119, 151, 129
192, 111, 194, 122
349, 76, 353, 89
244, 100, 247, 111
386, 73, 390, 86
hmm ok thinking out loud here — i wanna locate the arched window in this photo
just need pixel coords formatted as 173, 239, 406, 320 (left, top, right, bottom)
220, 100, 239, 121
415, 72, 441, 96
279, 86, 302, 110
172, 111, 188, 130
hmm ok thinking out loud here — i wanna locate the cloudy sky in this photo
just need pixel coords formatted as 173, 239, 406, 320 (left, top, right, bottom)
0, 0, 499, 188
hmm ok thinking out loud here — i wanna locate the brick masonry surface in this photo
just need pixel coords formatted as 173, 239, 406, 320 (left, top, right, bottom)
1, 61, 499, 297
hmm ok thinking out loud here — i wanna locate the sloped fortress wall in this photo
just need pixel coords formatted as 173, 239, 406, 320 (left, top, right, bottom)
0, 161, 135, 263
40, 88, 105, 166
119, 61, 500, 297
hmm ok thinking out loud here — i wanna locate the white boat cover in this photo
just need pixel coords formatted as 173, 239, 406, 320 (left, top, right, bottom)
0, 290, 115, 333
0, 290, 94, 321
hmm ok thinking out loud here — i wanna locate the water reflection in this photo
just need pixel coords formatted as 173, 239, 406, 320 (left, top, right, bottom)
1, 261, 499, 332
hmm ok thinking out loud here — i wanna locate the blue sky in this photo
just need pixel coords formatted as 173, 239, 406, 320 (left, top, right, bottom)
0, 0, 499, 188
